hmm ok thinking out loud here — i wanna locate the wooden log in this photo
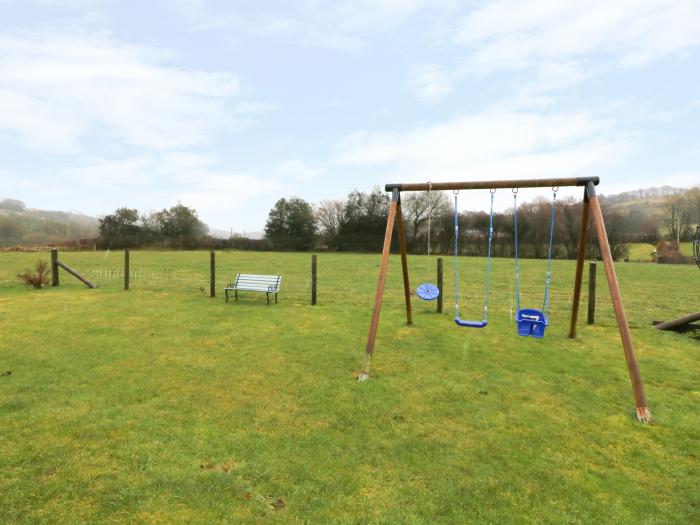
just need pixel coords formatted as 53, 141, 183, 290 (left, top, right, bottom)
124, 249, 130, 291
588, 181, 650, 422
437, 257, 443, 314
587, 262, 596, 325
568, 192, 590, 338
395, 200, 413, 325
653, 311, 700, 331
360, 189, 399, 381
56, 260, 96, 288
386, 176, 599, 193
51, 249, 59, 287
210, 251, 216, 298
311, 254, 317, 305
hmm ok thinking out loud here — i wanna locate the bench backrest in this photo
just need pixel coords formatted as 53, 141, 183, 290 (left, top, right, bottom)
234, 273, 282, 292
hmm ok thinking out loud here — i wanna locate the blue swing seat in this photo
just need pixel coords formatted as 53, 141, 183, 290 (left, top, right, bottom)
455, 318, 487, 328
515, 308, 548, 338
417, 283, 440, 301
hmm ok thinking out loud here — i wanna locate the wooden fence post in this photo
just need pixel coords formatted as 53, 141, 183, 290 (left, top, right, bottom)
437, 257, 443, 313
124, 249, 130, 291
587, 262, 596, 324
210, 251, 216, 298
311, 254, 317, 305
51, 249, 59, 287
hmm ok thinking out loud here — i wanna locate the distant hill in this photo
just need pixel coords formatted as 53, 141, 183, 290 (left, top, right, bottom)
599, 185, 693, 229
0, 198, 99, 246
208, 227, 264, 240
0, 198, 265, 246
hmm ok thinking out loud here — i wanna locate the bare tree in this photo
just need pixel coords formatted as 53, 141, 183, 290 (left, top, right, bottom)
315, 199, 345, 247
401, 190, 451, 251
663, 192, 684, 245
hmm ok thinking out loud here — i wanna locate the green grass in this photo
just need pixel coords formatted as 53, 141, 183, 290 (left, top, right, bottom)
1, 250, 699, 524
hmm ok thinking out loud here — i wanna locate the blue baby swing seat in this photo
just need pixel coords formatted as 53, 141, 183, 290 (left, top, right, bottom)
512, 187, 558, 338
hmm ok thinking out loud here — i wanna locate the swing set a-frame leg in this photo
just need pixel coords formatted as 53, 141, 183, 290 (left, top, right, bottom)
569, 189, 590, 338
359, 189, 411, 381
587, 182, 651, 422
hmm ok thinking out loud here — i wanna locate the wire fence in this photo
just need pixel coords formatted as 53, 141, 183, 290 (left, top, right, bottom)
2, 250, 698, 330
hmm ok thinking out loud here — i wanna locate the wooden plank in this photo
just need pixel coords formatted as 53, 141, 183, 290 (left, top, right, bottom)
359, 190, 399, 381
56, 260, 96, 289
568, 193, 591, 338
395, 200, 413, 325
653, 311, 700, 331
386, 176, 599, 192
587, 262, 596, 325
588, 181, 650, 423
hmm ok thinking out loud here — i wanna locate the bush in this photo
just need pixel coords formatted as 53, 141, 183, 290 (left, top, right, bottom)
657, 254, 693, 264
18, 260, 51, 288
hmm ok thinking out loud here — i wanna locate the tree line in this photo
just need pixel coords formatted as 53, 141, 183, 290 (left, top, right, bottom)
97, 204, 208, 249
88, 185, 700, 259
263, 186, 700, 260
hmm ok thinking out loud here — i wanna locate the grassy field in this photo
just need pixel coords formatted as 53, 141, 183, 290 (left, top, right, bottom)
1, 250, 699, 524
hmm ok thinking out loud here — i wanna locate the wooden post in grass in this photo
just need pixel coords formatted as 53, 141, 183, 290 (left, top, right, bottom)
210, 251, 216, 298
587, 262, 596, 324
311, 254, 317, 305
124, 249, 130, 291
437, 257, 443, 313
51, 249, 59, 287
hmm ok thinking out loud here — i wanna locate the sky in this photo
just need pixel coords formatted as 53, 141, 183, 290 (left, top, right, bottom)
1, 0, 699, 233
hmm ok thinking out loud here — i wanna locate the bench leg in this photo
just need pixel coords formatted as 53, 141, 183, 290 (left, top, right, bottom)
225, 289, 229, 303
266, 292, 270, 305
235, 290, 238, 302
275, 293, 278, 304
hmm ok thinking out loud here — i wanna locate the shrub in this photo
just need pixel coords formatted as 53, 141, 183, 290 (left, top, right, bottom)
657, 254, 693, 264
18, 260, 51, 288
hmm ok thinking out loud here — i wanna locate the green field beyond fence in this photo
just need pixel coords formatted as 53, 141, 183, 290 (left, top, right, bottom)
1, 250, 698, 523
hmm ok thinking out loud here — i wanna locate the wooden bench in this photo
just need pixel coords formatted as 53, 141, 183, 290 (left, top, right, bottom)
224, 274, 282, 305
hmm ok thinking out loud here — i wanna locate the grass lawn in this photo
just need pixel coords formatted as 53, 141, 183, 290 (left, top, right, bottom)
1, 250, 699, 524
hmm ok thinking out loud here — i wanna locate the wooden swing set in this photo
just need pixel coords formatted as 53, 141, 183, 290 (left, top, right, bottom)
358, 176, 652, 423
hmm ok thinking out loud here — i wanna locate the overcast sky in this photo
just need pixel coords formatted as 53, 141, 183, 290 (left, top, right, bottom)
1, 0, 699, 232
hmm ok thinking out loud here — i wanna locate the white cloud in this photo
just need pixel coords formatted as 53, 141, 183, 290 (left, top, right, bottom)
175, 0, 458, 51
273, 159, 324, 182
407, 64, 455, 103
51, 153, 316, 223
454, 0, 700, 72
0, 31, 247, 153
334, 108, 633, 208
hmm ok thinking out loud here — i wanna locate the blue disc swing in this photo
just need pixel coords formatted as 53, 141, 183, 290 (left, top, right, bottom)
453, 189, 495, 328
512, 187, 558, 338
